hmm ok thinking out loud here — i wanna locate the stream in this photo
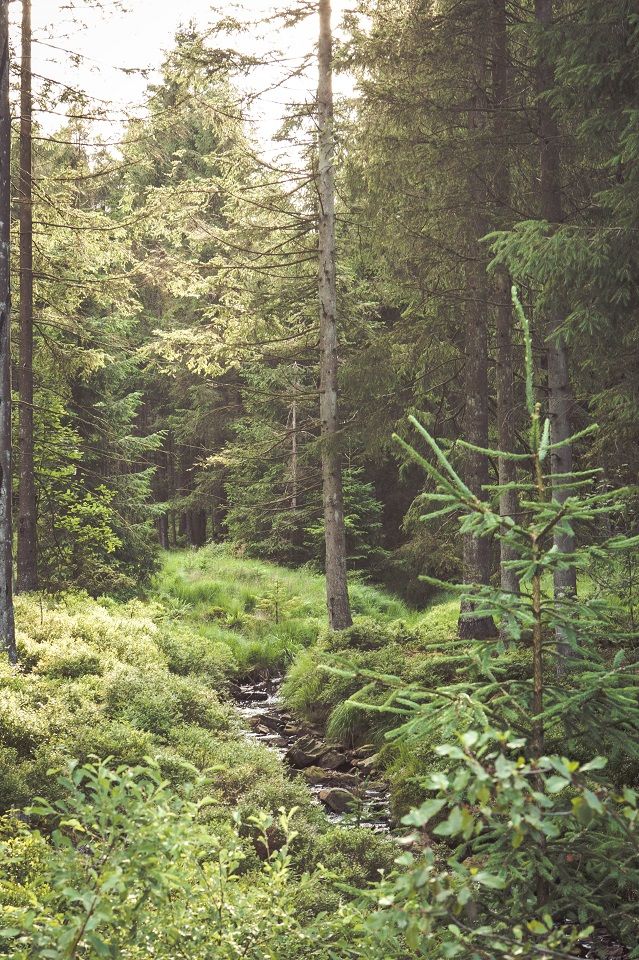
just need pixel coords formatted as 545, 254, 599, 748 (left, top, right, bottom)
233, 676, 392, 832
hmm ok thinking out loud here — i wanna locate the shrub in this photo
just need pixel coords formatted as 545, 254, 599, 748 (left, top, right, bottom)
368, 730, 639, 955
155, 625, 238, 684
0, 759, 355, 960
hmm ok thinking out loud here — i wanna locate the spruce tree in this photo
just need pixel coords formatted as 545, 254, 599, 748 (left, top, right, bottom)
0, 0, 16, 663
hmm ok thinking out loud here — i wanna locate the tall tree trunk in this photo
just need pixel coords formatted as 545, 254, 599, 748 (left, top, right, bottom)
317, 0, 352, 630
17, 0, 37, 592
290, 362, 299, 511
0, 0, 17, 664
290, 397, 298, 511
492, 0, 520, 600
458, 4, 495, 640
167, 430, 177, 546
535, 0, 576, 660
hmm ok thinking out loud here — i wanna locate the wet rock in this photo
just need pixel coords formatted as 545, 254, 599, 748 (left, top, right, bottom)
258, 713, 284, 732
351, 744, 376, 759
302, 767, 360, 789
317, 749, 350, 772
285, 735, 325, 768
354, 753, 379, 772
246, 689, 269, 702
319, 788, 359, 814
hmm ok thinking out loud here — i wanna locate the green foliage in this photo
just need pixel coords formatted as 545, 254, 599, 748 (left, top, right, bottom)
0, 760, 308, 959
156, 546, 417, 680
364, 729, 639, 956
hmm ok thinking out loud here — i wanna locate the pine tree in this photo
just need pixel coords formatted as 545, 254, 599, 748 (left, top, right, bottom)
17, 0, 37, 592
535, 0, 577, 660
317, 0, 352, 629
0, 0, 16, 663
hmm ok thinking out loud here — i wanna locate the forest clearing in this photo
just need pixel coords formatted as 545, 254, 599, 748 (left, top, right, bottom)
0, 0, 638, 957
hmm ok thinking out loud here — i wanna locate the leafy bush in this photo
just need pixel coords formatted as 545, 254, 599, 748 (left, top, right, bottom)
365, 729, 639, 956
0, 759, 402, 960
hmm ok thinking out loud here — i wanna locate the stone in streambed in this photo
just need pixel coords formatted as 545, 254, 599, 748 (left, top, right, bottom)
354, 753, 379, 772
302, 767, 360, 789
285, 735, 325, 768
351, 744, 376, 759
319, 788, 359, 814
317, 749, 350, 772
247, 690, 269, 702
257, 713, 284, 732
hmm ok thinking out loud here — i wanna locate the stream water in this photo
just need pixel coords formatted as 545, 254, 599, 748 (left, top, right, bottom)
233, 676, 392, 832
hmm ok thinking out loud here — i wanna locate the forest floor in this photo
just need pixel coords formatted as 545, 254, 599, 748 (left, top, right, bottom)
155, 546, 461, 819
2, 548, 632, 958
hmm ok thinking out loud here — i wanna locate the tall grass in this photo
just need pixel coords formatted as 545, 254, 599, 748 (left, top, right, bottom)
154, 545, 430, 678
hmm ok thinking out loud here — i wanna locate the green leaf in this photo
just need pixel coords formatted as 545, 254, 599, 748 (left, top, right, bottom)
473, 871, 506, 890
545, 775, 571, 793
402, 798, 447, 827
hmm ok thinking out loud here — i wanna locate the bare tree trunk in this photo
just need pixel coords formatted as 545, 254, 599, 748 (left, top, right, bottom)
17, 0, 37, 592
458, 3, 495, 640
492, 0, 519, 601
0, 0, 16, 664
290, 396, 298, 511
317, 0, 352, 630
535, 0, 576, 660
167, 430, 177, 546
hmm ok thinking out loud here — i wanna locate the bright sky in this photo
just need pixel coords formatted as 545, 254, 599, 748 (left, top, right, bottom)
22, 0, 354, 157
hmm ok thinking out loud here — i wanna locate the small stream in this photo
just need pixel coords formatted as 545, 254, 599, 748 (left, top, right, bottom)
233, 676, 392, 832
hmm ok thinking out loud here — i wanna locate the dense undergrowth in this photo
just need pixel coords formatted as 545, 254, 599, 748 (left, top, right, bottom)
0, 580, 399, 956
2, 547, 638, 957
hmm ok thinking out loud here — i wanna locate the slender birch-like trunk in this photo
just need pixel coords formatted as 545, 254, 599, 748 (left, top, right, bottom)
17, 0, 38, 592
0, 0, 17, 663
317, 0, 352, 630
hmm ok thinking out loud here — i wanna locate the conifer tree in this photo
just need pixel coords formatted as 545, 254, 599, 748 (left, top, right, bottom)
317, 0, 352, 629
492, 0, 519, 601
458, 0, 495, 640
535, 0, 577, 660
17, 0, 37, 592
0, 0, 16, 663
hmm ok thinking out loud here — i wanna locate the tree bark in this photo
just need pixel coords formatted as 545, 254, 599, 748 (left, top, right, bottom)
317, 0, 352, 630
158, 514, 169, 550
492, 0, 520, 601
535, 0, 576, 660
458, 3, 495, 640
0, 0, 17, 663
17, 0, 37, 592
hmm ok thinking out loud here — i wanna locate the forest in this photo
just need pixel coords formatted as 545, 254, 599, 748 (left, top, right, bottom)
0, 0, 638, 956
